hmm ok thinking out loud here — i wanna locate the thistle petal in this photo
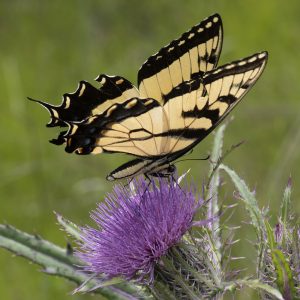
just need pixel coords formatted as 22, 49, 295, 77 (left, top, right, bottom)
76, 177, 205, 284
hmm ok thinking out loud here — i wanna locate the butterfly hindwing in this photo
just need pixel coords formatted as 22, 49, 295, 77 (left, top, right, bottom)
138, 13, 223, 104
93, 75, 140, 114
62, 97, 162, 156
30, 75, 139, 127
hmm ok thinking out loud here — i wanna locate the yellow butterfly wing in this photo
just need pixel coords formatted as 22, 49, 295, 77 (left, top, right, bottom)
138, 13, 223, 104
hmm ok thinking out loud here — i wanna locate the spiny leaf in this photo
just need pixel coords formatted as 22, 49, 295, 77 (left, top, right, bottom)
281, 177, 292, 225
74, 276, 125, 293
0, 224, 80, 266
209, 123, 227, 175
205, 124, 228, 271
265, 220, 276, 250
219, 164, 265, 236
54, 211, 83, 241
0, 224, 137, 299
271, 249, 295, 300
242, 279, 284, 300
224, 279, 283, 299
219, 164, 267, 276
206, 124, 226, 228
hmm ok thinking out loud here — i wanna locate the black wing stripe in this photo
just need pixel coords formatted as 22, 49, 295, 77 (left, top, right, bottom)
138, 14, 222, 82
31, 75, 139, 127
107, 158, 155, 181
138, 13, 223, 103
160, 78, 209, 154
163, 76, 203, 102
94, 103, 170, 157
62, 98, 160, 154
203, 52, 267, 84
162, 51, 268, 155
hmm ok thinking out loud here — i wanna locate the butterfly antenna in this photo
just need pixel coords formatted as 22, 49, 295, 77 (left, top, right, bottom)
205, 140, 245, 190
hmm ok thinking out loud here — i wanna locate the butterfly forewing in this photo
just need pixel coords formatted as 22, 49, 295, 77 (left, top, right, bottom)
138, 13, 223, 104
160, 78, 207, 153
202, 51, 268, 123
162, 51, 268, 155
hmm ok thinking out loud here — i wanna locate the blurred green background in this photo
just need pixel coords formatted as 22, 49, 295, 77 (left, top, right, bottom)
0, 0, 299, 299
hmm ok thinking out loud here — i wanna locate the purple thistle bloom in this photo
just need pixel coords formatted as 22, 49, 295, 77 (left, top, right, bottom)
76, 177, 205, 284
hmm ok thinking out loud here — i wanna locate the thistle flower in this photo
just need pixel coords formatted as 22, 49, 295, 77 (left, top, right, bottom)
77, 177, 206, 284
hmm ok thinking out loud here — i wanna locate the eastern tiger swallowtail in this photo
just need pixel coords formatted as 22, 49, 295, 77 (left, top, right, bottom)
30, 14, 268, 181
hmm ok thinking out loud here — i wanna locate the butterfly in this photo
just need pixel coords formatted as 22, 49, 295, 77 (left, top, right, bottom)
30, 14, 268, 181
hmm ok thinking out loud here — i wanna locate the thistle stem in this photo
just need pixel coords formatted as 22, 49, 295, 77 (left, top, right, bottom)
149, 282, 177, 300
0, 224, 138, 300
159, 255, 201, 300
171, 246, 216, 289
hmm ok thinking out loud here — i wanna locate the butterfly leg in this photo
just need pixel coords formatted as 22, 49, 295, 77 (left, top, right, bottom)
141, 173, 153, 195
123, 176, 135, 188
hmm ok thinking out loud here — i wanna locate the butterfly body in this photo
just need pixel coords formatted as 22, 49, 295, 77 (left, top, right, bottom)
30, 14, 268, 180
106, 157, 176, 181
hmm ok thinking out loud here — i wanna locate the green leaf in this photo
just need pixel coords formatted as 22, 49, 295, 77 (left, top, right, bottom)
205, 123, 227, 194
219, 164, 265, 236
74, 277, 126, 293
271, 249, 296, 299
55, 211, 83, 241
219, 164, 267, 276
265, 220, 276, 250
209, 123, 227, 174
281, 177, 292, 224
0, 224, 137, 300
243, 279, 284, 300
206, 124, 227, 255
224, 279, 283, 299
0, 224, 80, 267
